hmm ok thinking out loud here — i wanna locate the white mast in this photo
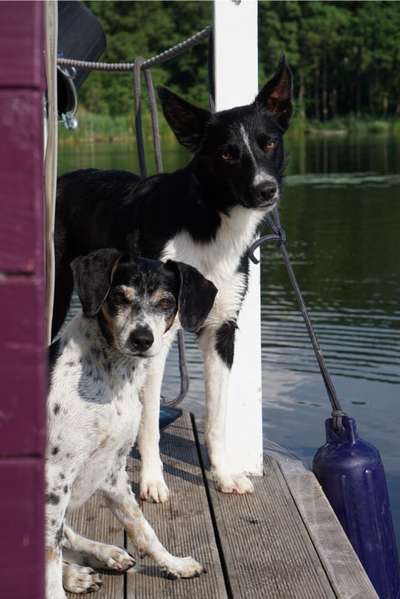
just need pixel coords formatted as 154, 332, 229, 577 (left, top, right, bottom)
214, 0, 263, 475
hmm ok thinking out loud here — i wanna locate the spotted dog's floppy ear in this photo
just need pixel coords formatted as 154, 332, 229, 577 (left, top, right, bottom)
71, 249, 123, 317
166, 261, 217, 333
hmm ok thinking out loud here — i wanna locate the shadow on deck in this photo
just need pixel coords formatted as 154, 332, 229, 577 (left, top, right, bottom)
67, 412, 377, 599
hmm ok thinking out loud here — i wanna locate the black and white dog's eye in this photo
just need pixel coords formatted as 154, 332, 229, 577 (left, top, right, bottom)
157, 297, 175, 311
262, 139, 277, 152
220, 145, 238, 162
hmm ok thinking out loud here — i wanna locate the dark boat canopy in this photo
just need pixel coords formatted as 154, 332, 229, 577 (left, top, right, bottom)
57, 1, 106, 120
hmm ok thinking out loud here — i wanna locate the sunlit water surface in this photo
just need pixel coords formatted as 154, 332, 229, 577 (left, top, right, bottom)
59, 133, 400, 544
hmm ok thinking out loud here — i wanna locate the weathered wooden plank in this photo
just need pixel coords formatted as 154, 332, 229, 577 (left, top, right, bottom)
275, 454, 378, 599
201, 442, 336, 598
126, 413, 228, 598
0, 459, 44, 599
0, 89, 44, 273
66, 492, 126, 599
0, 2, 43, 89
0, 278, 46, 456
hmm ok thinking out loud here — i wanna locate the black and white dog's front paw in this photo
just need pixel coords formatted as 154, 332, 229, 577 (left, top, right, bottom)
140, 466, 170, 503
212, 468, 254, 495
160, 556, 204, 579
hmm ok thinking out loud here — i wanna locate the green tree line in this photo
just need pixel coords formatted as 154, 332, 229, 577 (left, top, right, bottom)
80, 1, 400, 122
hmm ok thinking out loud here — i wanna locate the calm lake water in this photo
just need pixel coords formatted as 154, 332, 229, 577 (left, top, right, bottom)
59, 133, 400, 544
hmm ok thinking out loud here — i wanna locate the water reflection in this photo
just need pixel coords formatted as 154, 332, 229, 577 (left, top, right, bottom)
286, 134, 400, 176
59, 132, 400, 545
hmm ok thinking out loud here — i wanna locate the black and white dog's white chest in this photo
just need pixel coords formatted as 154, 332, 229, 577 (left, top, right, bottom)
162, 206, 264, 325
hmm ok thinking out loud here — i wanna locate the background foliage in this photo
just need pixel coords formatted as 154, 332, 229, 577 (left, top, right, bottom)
80, 1, 400, 122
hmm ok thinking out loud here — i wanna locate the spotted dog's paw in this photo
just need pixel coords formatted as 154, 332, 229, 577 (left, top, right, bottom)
161, 556, 204, 579
213, 470, 254, 495
140, 468, 170, 503
63, 562, 103, 593
90, 544, 136, 572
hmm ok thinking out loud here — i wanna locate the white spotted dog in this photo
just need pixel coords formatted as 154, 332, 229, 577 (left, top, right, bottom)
46, 249, 216, 599
53, 57, 293, 501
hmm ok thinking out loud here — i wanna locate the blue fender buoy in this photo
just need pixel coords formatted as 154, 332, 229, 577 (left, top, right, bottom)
313, 416, 400, 598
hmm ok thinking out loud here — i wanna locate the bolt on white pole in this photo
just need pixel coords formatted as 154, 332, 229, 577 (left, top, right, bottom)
214, 0, 263, 475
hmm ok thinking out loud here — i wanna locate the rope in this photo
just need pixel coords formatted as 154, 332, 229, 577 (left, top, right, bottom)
58, 25, 209, 407
144, 69, 163, 173
58, 20, 340, 422
133, 57, 147, 177
59, 18, 344, 422
57, 26, 211, 72
248, 208, 345, 431
131, 50, 190, 406
207, 28, 215, 112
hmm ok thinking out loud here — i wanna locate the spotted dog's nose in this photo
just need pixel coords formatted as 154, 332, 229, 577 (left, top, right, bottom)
253, 181, 277, 206
129, 326, 154, 352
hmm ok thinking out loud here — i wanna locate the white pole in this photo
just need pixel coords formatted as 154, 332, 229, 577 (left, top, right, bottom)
214, 0, 263, 475
44, 0, 58, 343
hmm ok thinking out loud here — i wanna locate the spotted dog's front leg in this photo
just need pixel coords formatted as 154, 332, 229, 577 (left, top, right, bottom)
138, 336, 173, 503
101, 466, 203, 579
199, 322, 254, 494
46, 464, 71, 599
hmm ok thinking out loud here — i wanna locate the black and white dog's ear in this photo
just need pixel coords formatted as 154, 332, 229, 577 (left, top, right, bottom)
157, 87, 211, 153
127, 229, 141, 260
255, 55, 293, 131
71, 248, 122, 317
166, 260, 217, 333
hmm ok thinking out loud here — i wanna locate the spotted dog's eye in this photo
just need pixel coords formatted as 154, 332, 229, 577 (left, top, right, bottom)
157, 297, 175, 311
110, 287, 132, 304
262, 139, 276, 152
111, 290, 125, 302
221, 150, 233, 161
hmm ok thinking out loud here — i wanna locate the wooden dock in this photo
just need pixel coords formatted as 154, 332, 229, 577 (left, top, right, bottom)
67, 413, 378, 599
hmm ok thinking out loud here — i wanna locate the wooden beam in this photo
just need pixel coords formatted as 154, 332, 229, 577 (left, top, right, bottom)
0, 90, 44, 273
0, 278, 46, 456
0, 2, 43, 89
0, 2, 45, 598
0, 459, 45, 599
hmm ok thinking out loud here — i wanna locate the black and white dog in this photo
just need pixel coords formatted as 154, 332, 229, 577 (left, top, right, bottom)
53, 57, 293, 501
47, 250, 216, 598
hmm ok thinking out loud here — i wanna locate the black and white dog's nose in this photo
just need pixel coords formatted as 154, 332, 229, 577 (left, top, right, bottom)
254, 181, 277, 205
129, 326, 154, 352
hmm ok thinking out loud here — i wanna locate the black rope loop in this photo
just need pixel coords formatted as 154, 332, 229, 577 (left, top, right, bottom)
248, 223, 287, 264
332, 409, 345, 433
